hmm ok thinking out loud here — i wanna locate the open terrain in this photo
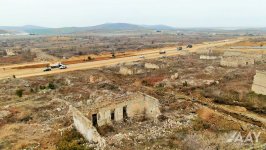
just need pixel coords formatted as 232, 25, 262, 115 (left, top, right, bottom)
0, 38, 243, 79
0, 30, 265, 150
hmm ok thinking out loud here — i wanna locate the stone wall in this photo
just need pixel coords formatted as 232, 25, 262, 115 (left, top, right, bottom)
220, 56, 255, 67
252, 70, 266, 95
144, 63, 160, 69
71, 106, 105, 147
5, 49, 16, 56
119, 66, 145, 75
200, 55, 219, 60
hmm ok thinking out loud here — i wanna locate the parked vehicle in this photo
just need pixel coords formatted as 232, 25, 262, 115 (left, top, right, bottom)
187, 44, 193, 48
43, 67, 52, 72
159, 50, 166, 54
59, 65, 67, 69
50, 63, 62, 68
139, 55, 145, 59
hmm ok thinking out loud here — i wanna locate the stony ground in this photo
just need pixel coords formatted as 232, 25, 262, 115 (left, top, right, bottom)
0, 53, 265, 150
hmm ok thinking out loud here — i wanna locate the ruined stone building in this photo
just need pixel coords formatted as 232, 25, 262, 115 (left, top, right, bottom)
200, 55, 219, 60
220, 51, 266, 67
71, 92, 161, 147
220, 51, 255, 67
119, 66, 145, 75
5, 49, 16, 56
119, 62, 163, 75
220, 56, 255, 67
118, 62, 145, 75
252, 70, 266, 95
84, 92, 160, 127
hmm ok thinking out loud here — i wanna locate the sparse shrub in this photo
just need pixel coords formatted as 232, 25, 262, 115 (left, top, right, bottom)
39, 85, 46, 90
15, 89, 24, 97
98, 83, 118, 91
157, 114, 168, 122
48, 83, 56, 90
20, 115, 32, 122
56, 128, 90, 150
155, 86, 165, 96
141, 80, 150, 86
182, 81, 188, 87
87, 56, 93, 61
97, 125, 115, 136
192, 118, 210, 131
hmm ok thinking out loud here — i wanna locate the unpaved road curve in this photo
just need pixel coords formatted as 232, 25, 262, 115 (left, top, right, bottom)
0, 38, 244, 79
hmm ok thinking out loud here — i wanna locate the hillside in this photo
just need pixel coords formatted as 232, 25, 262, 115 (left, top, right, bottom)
88, 23, 144, 31
0, 23, 177, 35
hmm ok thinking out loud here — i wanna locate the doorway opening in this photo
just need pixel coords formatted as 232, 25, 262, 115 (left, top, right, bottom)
123, 106, 128, 120
92, 114, 98, 127
111, 110, 115, 121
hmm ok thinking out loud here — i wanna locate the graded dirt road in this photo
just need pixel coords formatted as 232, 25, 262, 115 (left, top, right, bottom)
0, 38, 244, 79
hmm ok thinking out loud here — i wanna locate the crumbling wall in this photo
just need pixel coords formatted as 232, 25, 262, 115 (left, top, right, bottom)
142, 94, 161, 118
252, 70, 266, 95
71, 106, 105, 147
5, 49, 16, 56
97, 109, 112, 126
144, 63, 160, 69
119, 66, 145, 75
119, 67, 134, 75
200, 55, 219, 60
92, 93, 161, 127
114, 106, 123, 121
220, 56, 254, 67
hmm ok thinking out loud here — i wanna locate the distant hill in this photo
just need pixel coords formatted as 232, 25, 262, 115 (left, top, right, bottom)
88, 23, 145, 31
142, 24, 177, 30
86, 23, 177, 31
0, 30, 8, 34
0, 23, 178, 35
1, 24, 266, 35
0, 25, 45, 32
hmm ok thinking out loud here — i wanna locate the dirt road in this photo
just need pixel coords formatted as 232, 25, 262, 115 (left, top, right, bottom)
0, 38, 244, 79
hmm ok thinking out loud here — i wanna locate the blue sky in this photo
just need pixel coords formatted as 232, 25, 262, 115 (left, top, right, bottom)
0, 0, 265, 27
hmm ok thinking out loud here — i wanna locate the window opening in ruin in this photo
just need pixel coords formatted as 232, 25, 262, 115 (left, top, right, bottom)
246, 62, 248, 65
123, 106, 128, 120
92, 114, 98, 127
111, 110, 115, 121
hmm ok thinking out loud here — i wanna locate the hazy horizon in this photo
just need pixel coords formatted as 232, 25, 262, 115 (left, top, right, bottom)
0, 0, 265, 28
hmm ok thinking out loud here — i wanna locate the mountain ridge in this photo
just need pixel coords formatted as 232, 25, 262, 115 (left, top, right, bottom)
0, 23, 177, 35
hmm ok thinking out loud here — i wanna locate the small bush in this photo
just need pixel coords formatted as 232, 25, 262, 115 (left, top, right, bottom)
183, 81, 188, 87
48, 83, 56, 90
97, 125, 115, 136
192, 118, 210, 131
87, 56, 93, 61
157, 114, 168, 122
15, 89, 24, 97
56, 128, 90, 150
39, 85, 46, 90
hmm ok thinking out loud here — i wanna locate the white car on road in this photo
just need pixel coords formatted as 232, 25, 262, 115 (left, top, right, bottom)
139, 55, 145, 59
59, 65, 67, 69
